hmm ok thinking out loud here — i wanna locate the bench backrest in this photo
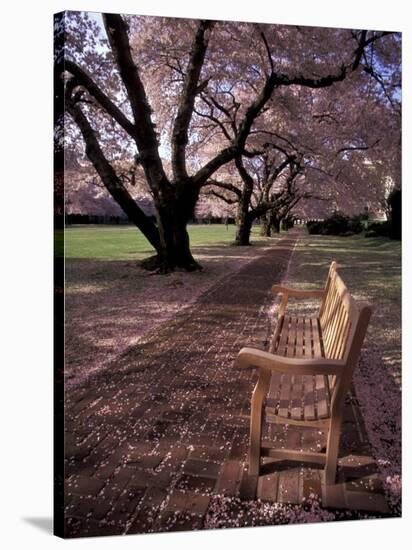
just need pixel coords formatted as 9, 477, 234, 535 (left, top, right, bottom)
319, 262, 372, 408
319, 262, 351, 360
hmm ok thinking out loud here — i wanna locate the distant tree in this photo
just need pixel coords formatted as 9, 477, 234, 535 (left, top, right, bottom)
200, 42, 401, 245
207, 149, 306, 244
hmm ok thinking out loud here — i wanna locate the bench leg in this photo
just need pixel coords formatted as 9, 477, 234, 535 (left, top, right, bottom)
324, 415, 342, 485
249, 368, 271, 477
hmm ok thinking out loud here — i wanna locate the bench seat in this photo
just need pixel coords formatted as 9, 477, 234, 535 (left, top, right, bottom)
273, 315, 324, 358
266, 315, 331, 423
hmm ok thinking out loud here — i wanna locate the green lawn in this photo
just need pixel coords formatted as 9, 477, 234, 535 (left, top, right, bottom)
56, 224, 268, 260
284, 233, 401, 302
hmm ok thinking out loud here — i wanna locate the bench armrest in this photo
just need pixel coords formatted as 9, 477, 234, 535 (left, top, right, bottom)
234, 347, 345, 376
272, 285, 325, 299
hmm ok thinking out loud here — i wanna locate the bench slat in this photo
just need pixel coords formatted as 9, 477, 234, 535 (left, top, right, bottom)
326, 298, 344, 355
312, 317, 322, 357
335, 311, 350, 360
276, 316, 290, 356
337, 319, 351, 366
323, 287, 340, 353
315, 374, 330, 419
302, 375, 316, 420
278, 374, 292, 418
321, 274, 337, 329
319, 270, 332, 321
330, 304, 346, 359
270, 315, 284, 354
295, 317, 304, 358
304, 316, 314, 358
286, 317, 297, 358
290, 374, 303, 420
268, 373, 331, 422
266, 372, 282, 409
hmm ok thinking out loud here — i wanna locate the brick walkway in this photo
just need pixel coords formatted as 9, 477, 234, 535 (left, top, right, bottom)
63, 233, 389, 538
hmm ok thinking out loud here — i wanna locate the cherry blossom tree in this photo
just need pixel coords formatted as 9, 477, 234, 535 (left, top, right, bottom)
204, 74, 400, 245
55, 11, 398, 271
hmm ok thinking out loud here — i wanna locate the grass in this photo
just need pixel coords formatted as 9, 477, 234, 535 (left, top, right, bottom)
284, 232, 401, 302
56, 224, 269, 260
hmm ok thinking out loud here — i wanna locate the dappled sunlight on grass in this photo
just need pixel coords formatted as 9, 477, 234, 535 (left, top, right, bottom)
289, 234, 400, 293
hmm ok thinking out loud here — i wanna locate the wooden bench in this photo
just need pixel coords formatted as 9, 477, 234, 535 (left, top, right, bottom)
235, 261, 372, 485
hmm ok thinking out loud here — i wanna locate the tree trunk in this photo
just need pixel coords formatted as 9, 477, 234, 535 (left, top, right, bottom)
265, 209, 280, 234
235, 202, 253, 245
145, 186, 201, 272
158, 218, 201, 272
260, 214, 271, 237
271, 216, 281, 234
234, 157, 254, 246
235, 216, 253, 245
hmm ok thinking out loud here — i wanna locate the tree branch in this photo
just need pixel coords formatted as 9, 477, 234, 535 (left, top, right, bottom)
62, 59, 136, 137
66, 92, 161, 252
272, 65, 347, 90
249, 130, 301, 154
103, 14, 169, 193
201, 92, 237, 134
335, 139, 380, 157
364, 31, 394, 48
312, 112, 340, 125
352, 30, 367, 70
193, 31, 377, 187
260, 32, 274, 73
269, 157, 294, 184
192, 145, 238, 187
171, 20, 215, 182
363, 64, 401, 114
206, 190, 238, 204
194, 102, 232, 141
203, 179, 242, 197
